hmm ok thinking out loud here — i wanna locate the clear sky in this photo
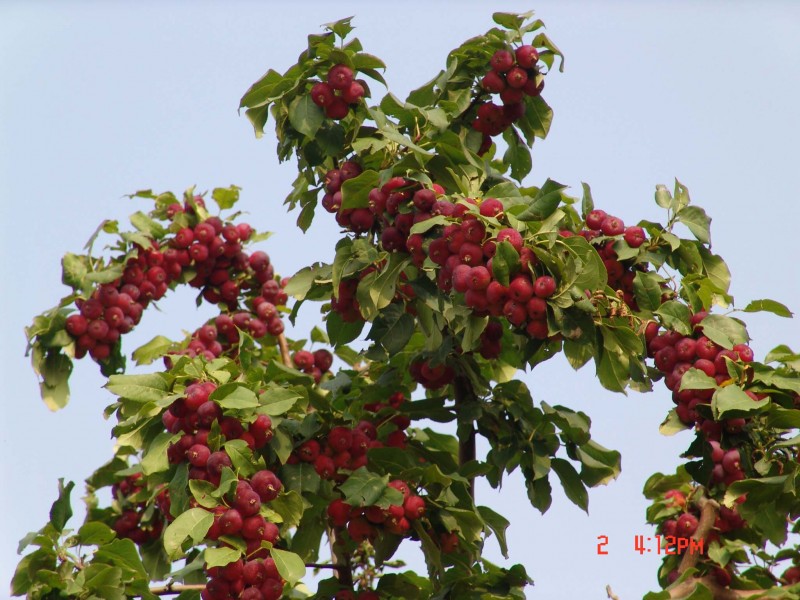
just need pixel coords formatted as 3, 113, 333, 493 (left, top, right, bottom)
2, 2, 799, 598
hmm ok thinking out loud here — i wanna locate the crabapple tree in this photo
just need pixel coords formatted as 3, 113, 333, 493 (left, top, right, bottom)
12, 11, 800, 600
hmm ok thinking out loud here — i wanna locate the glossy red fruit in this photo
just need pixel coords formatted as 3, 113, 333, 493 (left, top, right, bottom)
515, 44, 539, 69
676, 513, 699, 537
251, 470, 282, 502
327, 64, 354, 90
585, 209, 607, 230
490, 49, 514, 73
533, 275, 556, 298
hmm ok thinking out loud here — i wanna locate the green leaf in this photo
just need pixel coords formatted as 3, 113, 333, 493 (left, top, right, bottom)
132, 335, 173, 365
711, 385, 769, 420
492, 12, 525, 29
210, 383, 259, 410
580, 182, 594, 217
130, 211, 166, 238
368, 303, 414, 355
677, 205, 711, 244
699, 314, 749, 349
526, 475, 552, 514
83, 563, 124, 600
326, 310, 364, 347
260, 385, 304, 416
62, 253, 88, 288
478, 506, 510, 558
49, 479, 75, 533
743, 299, 793, 318
94, 538, 147, 579
633, 272, 664, 312
654, 184, 671, 209
516, 95, 553, 144
340, 170, 381, 210
204, 547, 241, 568
576, 440, 621, 487
491, 240, 520, 287
77, 522, 115, 545
281, 463, 322, 494
655, 301, 692, 335
515, 179, 567, 221
550, 458, 588, 512
212, 186, 241, 210
106, 373, 169, 403
270, 548, 306, 585
38, 350, 72, 411
339, 467, 389, 506
288, 94, 324, 138
141, 431, 177, 475
679, 368, 718, 391
163, 508, 214, 559
269, 490, 306, 529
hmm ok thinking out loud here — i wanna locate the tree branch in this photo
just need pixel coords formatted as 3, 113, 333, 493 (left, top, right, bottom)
148, 584, 206, 596
606, 584, 620, 599
666, 575, 768, 599
277, 332, 292, 368
453, 375, 477, 498
678, 498, 718, 575
328, 527, 355, 588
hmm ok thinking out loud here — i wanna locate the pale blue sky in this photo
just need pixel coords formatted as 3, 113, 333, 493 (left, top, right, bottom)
2, 2, 800, 598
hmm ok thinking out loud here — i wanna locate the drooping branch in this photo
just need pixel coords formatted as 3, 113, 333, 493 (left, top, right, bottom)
454, 375, 477, 498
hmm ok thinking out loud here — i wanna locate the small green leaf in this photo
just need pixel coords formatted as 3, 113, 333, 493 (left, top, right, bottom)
288, 94, 324, 138
743, 299, 793, 318
62, 253, 88, 288
712, 385, 769, 420
163, 508, 213, 559
212, 186, 241, 210
699, 314, 749, 349
205, 547, 241, 568
210, 383, 259, 410
270, 548, 306, 585
141, 431, 177, 475
260, 386, 303, 416
49, 479, 75, 533
339, 467, 389, 506
580, 182, 594, 217
106, 373, 169, 403
550, 458, 588, 512
677, 205, 711, 244
478, 506, 510, 558
655, 301, 692, 335
77, 522, 116, 546
515, 179, 566, 221
340, 170, 381, 210
132, 335, 174, 365
679, 368, 718, 391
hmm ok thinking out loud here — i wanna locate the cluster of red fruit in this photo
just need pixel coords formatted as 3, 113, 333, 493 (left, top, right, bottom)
708, 442, 746, 490
327, 477, 426, 542
645, 312, 755, 432
291, 348, 334, 383
65, 242, 174, 361
564, 209, 648, 310
64, 196, 292, 366
659, 488, 745, 587
202, 555, 284, 600
472, 45, 543, 152
162, 382, 276, 466
288, 392, 410, 480
310, 64, 366, 120
110, 473, 163, 544
159, 381, 289, 599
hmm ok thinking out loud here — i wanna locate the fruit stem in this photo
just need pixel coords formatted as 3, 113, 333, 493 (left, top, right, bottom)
454, 375, 477, 498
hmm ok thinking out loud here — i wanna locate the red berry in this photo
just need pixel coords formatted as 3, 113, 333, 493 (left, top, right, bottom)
327, 64, 354, 91
490, 49, 514, 73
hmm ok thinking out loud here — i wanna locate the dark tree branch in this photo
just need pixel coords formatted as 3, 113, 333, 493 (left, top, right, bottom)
454, 375, 477, 498
148, 584, 206, 596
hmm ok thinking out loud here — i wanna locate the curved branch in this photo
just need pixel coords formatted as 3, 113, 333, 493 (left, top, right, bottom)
666, 575, 767, 599
277, 332, 292, 368
678, 498, 719, 575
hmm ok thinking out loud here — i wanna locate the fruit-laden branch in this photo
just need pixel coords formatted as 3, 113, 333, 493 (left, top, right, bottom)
454, 375, 477, 498
275, 332, 354, 587
666, 498, 766, 599
678, 498, 719, 575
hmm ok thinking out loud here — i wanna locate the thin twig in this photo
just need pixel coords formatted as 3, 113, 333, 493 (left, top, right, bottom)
606, 584, 620, 600
305, 562, 349, 570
